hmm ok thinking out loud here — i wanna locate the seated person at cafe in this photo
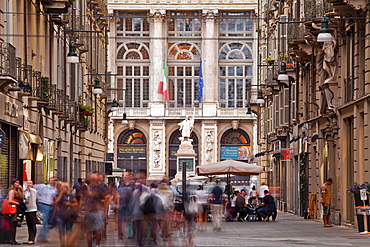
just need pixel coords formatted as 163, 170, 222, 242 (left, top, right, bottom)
257, 190, 276, 222
235, 190, 252, 222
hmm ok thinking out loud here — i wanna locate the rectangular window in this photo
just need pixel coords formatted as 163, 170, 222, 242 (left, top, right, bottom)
220, 12, 253, 37
168, 11, 201, 37
116, 66, 149, 108
168, 66, 200, 108
115, 11, 149, 37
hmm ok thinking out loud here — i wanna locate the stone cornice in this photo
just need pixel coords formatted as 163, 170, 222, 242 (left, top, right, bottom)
108, 2, 258, 12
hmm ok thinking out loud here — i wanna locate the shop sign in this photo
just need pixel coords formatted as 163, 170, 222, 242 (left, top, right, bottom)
117, 145, 146, 160
221, 146, 250, 160
281, 149, 291, 160
0, 128, 5, 148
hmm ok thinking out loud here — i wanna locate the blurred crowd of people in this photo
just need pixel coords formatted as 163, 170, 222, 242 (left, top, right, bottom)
3, 173, 277, 247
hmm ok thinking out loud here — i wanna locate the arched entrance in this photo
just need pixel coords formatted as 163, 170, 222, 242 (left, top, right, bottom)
220, 128, 251, 185
117, 129, 147, 174
168, 130, 198, 180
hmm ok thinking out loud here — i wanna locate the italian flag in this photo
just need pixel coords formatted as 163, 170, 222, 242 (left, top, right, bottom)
158, 61, 169, 101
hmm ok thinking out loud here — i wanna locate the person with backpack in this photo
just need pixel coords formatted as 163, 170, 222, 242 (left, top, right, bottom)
140, 183, 163, 247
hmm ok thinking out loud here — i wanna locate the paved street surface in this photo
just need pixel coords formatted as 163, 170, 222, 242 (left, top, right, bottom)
6, 212, 370, 247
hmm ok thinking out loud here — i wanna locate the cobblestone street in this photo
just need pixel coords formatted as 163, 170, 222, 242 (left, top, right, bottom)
5, 212, 370, 247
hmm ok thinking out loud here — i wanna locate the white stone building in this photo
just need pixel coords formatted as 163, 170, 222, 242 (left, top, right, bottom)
107, 0, 265, 182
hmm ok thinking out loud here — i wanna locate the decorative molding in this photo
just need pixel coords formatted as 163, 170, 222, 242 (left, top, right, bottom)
153, 130, 162, 168
204, 130, 214, 164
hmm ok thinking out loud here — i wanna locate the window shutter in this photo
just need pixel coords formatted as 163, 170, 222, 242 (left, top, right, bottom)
283, 88, 290, 126
291, 81, 297, 122
274, 95, 280, 128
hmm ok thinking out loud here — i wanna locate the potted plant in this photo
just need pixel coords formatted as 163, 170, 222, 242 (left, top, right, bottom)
286, 63, 294, 69
348, 182, 370, 233
83, 117, 90, 127
265, 57, 275, 65
79, 104, 94, 116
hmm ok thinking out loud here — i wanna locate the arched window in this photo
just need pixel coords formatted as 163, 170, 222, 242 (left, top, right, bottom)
219, 42, 253, 108
115, 42, 150, 108
117, 129, 147, 174
219, 11, 254, 109
168, 130, 198, 179
220, 128, 250, 161
116, 43, 150, 60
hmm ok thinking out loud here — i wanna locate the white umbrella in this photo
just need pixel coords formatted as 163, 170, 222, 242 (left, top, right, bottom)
196, 159, 263, 176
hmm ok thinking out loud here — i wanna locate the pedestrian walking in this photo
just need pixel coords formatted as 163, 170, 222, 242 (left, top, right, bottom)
210, 181, 223, 231
84, 173, 109, 247
117, 178, 134, 240
53, 182, 79, 247
33, 177, 57, 243
321, 178, 334, 227
194, 185, 208, 231
73, 178, 84, 204
24, 180, 37, 245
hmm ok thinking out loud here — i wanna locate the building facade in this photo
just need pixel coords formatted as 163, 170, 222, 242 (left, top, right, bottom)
0, 0, 108, 194
106, 1, 263, 183
259, 0, 370, 229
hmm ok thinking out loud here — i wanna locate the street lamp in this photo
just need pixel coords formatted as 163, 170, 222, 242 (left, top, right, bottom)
277, 62, 289, 81
122, 113, 128, 124
67, 42, 79, 63
246, 106, 253, 118
92, 78, 102, 95
111, 98, 119, 112
317, 16, 333, 42
256, 90, 265, 104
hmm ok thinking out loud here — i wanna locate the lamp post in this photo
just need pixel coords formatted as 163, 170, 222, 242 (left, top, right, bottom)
317, 16, 334, 42
92, 78, 102, 95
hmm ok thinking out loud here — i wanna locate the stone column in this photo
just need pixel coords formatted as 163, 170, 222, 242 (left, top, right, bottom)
201, 120, 217, 165
149, 9, 166, 116
148, 120, 166, 180
201, 10, 219, 116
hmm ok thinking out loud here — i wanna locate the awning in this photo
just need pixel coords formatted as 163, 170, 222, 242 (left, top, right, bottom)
28, 133, 43, 144
19, 131, 43, 161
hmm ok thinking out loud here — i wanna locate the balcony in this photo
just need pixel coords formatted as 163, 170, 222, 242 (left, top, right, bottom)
0, 42, 17, 88
109, 107, 253, 119
43, 0, 71, 14
33, 76, 50, 105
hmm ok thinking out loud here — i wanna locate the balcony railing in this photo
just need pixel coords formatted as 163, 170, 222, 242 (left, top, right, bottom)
0, 42, 17, 83
34, 77, 50, 103
110, 107, 252, 118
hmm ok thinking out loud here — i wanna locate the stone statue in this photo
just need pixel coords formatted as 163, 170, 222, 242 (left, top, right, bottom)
178, 115, 194, 141
322, 40, 337, 85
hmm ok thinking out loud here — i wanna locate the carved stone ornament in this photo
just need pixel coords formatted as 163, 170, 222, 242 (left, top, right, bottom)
231, 120, 239, 129
153, 130, 162, 168
149, 9, 166, 20
128, 120, 135, 130
201, 9, 219, 19
205, 130, 214, 164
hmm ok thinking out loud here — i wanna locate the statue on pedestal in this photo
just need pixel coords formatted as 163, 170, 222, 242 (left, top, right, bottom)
178, 115, 194, 142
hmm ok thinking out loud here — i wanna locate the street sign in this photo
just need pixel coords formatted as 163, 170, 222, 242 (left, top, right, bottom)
360, 189, 367, 201
0, 129, 5, 148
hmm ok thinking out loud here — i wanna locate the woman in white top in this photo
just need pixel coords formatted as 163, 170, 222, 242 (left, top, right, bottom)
24, 180, 38, 245
194, 185, 209, 231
